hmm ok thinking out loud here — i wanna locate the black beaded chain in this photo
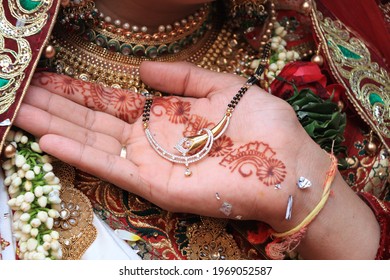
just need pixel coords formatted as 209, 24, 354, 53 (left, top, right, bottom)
143, 43, 271, 127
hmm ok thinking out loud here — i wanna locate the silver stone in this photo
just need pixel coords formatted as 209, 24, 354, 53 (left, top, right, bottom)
297, 177, 312, 189
219, 202, 233, 217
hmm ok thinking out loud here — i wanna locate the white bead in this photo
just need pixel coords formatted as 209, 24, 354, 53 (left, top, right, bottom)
158, 25, 165, 32
123, 22, 130, 30
141, 26, 148, 33
104, 16, 112, 23
114, 19, 121, 26
132, 25, 139, 32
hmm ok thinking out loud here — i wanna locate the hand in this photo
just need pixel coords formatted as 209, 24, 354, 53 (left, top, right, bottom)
15, 62, 330, 232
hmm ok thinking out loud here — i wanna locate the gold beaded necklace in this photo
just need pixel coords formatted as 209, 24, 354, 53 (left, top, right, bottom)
45, 1, 276, 93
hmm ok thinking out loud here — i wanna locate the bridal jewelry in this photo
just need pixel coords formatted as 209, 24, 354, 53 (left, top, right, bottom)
143, 44, 271, 176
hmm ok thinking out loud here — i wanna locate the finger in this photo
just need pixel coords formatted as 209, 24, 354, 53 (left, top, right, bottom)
24, 86, 132, 143
14, 103, 123, 155
39, 134, 151, 199
31, 72, 144, 123
139, 61, 244, 98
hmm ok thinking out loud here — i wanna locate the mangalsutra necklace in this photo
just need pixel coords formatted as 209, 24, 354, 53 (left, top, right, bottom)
142, 44, 271, 177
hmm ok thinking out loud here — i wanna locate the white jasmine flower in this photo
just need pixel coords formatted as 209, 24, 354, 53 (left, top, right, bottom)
31, 142, 42, 153
42, 242, 51, 251
14, 131, 23, 143
51, 249, 63, 260
41, 155, 51, 163
43, 234, 52, 243
43, 185, 53, 194
24, 192, 35, 203
22, 224, 32, 234
24, 180, 33, 191
275, 26, 284, 35
33, 166, 41, 175
48, 209, 59, 219
37, 211, 48, 223
13, 210, 23, 221
19, 242, 28, 253
50, 231, 59, 240
27, 238, 38, 251
15, 154, 26, 167
50, 240, 60, 251
15, 194, 25, 206
37, 196, 48, 208
12, 176, 22, 187
42, 163, 53, 172
34, 186, 44, 197
20, 202, 31, 212
20, 135, 29, 144
4, 176, 12, 186
20, 213, 31, 222
8, 185, 20, 196
44, 172, 55, 182
48, 176, 60, 185
278, 52, 286, 61
25, 170, 35, 180
276, 60, 285, 70
269, 63, 278, 72
30, 228, 39, 237
32, 252, 46, 260
17, 169, 25, 178
2, 160, 13, 171
45, 217, 54, 229
30, 218, 42, 228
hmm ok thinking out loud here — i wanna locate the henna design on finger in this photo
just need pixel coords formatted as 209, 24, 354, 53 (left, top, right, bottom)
83, 84, 143, 122
111, 88, 144, 122
34, 72, 87, 95
220, 141, 287, 186
152, 97, 191, 124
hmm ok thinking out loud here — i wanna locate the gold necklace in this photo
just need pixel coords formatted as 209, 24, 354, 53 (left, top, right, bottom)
46, 2, 273, 92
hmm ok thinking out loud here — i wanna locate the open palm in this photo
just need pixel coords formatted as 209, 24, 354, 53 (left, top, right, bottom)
15, 62, 323, 230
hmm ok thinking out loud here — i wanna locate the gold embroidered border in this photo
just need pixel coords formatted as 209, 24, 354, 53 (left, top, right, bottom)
310, 3, 390, 150
0, 0, 53, 113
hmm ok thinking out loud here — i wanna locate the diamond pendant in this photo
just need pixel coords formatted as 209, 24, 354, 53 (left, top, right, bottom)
184, 168, 192, 177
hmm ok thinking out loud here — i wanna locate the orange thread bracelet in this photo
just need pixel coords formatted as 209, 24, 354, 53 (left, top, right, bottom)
266, 153, 338, 259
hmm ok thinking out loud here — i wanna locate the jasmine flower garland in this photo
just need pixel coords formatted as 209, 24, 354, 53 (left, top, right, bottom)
2, 129, 62, 260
